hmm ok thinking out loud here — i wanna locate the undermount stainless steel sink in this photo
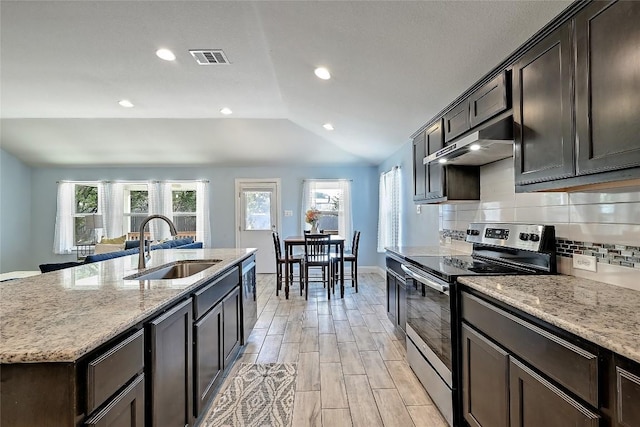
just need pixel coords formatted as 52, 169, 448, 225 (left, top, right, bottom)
125, 260, 222, 281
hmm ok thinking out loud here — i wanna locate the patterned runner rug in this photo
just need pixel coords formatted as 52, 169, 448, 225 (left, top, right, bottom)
204, 363, 297, 427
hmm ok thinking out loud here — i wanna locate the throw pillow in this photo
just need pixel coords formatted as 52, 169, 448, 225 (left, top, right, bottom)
100, 235, 126, 244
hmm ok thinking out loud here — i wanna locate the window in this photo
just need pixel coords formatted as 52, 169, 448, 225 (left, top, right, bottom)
302, 179, 353, 248
377, 167, 401, 252
171, 183, 197, 234
123, 184, 149, 236
54, 180, 211, 254
74, 184, 100, 245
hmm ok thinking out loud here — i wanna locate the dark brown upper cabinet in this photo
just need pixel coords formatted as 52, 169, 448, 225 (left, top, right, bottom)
444, 100, 470, 143
469, 71, 510, 128
513, 21, 575, 185
412, 131, 427, 201
425, 120, 444, 200
575, 0, 640, 176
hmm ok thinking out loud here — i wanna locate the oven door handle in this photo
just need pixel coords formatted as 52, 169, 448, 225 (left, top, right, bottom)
401, 265, 449, 295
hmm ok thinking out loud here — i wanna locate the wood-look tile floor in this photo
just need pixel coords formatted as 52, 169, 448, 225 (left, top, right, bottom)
218, 272, 448, 427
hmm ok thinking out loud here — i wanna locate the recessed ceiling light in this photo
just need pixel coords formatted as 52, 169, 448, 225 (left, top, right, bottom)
469, 144, 481, 151
314, 67, 331, 80
118, 99, 134, 108
439, 158, 448, 164
323, 123, 334, 131
156, 48, 176, 61
220, 107, 233, 115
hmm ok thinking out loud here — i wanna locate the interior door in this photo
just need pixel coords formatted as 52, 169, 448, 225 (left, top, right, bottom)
236, 181, 279, 273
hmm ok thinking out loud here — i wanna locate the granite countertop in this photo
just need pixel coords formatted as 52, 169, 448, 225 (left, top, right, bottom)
385, 245, 469, 259
0, 248, 256, 364
458, 275, 640, 364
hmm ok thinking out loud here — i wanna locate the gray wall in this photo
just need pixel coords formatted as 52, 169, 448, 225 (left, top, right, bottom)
376, 141, 440, 266
1, 149, 33, 272
29, 164, 379, 269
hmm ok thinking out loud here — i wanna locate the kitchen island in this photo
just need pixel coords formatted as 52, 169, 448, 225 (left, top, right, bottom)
0, 247, 256, 427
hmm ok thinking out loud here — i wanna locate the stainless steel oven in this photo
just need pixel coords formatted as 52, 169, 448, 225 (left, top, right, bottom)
403, 264, 455, 426
401, 223, 557, 427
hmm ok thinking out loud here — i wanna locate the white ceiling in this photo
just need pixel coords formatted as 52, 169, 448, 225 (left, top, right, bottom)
0, 0, 571, 167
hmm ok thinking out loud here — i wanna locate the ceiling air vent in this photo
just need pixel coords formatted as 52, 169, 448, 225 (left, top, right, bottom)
189, 49, 230, 65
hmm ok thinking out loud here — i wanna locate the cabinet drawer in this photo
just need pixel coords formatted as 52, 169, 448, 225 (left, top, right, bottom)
615, 358, 640, 427
85, 373, 145, 427
461, 292, 598, 407
193, 266, 239, 319
87, 329, 144, 414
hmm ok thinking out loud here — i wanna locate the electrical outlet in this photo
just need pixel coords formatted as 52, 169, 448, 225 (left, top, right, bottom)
416, 205, 421, 214
573, 254, 597, 272
284, 210, 293, 217
445, 237, 452, 244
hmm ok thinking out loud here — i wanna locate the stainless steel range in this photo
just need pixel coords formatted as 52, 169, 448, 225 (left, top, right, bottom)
403, 223, 556, 426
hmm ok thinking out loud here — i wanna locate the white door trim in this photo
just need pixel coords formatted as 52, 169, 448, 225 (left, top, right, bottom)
234, 178, 282, 248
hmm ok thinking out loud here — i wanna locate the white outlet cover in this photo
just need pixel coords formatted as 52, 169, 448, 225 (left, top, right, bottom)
573, 254, 597, 272
284, 210, 293, 217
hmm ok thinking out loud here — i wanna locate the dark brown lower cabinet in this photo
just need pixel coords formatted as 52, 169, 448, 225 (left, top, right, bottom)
386, 270, 398, 325
85, 374, 145, 427
461, 324, 509, 427
510, 358, 599, 427
194, 303, 223, 418
615, 356, 640, 427
148, 298, 193, 427
222, 287, 241, 367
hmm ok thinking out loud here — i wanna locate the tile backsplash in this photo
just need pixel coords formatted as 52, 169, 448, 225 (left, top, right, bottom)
439, 158, 640, 290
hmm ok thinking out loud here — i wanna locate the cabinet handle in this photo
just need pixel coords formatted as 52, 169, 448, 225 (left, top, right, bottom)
401, 265, 449, 295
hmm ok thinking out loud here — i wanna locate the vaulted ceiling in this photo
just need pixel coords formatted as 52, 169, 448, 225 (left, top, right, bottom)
0, 1, 571, 167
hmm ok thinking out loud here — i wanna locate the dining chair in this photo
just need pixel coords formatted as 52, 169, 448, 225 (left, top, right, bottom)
332, 230, 361, 292
303, 233, 332, 300
272, 232, 304, 297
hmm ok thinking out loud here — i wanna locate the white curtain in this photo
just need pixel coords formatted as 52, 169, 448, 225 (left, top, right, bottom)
196, 181, 211, 247
53, 182, 75, 254
337, 180, 353, 251
300, 180, 315, 232
102, 182, 124, 239
377, 167, 401, 252
148, 181, 173, 240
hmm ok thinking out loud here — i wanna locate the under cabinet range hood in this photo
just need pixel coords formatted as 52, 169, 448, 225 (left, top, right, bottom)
425, 116, 514, 166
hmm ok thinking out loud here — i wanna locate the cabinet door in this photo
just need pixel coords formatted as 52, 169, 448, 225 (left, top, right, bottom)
396, 278, 407, 333
241, 259, 257, 344
222, 287, 240, 367
386, 271, 398, 325
425, 121, 444, 200
194, 303, 223, 418
513, 22, 574, 185
85, 374, 145, 427
575, 0, 640, 175
412, 131, 427, 201
615, 357, 640, 427
461, 324, 509, 427
510, 358, 599, 427
148, 299, 193, 427
469, 71, 509, 128
444, 99, 470, 142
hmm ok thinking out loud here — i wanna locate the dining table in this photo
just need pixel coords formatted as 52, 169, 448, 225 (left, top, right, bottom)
283, 234, 345, 299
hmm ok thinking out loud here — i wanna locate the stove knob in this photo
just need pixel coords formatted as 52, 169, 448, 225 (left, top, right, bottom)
530, 234, 540, 242
472, 229, 480, 236
519, 233, 529, 241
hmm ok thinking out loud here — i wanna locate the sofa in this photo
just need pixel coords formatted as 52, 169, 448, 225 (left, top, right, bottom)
39, 238, 203, 273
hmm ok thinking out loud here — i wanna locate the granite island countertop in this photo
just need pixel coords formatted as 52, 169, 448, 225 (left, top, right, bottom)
458, 275, 640, 364
0, 248, 256, 364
